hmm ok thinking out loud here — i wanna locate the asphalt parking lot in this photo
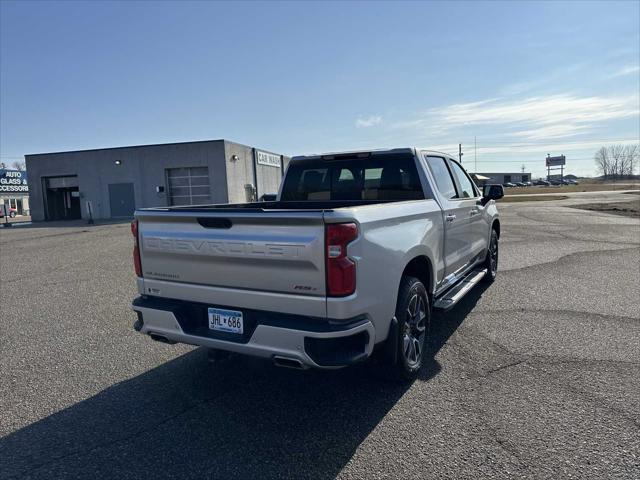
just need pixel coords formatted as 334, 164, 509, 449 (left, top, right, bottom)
1, 191, 639, 480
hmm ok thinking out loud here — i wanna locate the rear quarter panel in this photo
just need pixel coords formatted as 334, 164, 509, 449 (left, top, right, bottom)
325, 199, 443, 344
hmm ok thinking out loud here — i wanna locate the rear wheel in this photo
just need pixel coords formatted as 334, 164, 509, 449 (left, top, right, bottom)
385, 276, 430, 381
483, 228, 499, 283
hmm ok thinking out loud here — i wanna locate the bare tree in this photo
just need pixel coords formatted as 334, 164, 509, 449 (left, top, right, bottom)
594, 147, 611, 177
11, 160, 25, 171
624, 144, 638, 176
595, 144, 639, 178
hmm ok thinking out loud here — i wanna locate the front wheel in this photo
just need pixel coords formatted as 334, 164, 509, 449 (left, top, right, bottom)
483, 228, 499, 283
385, 276, 430, 381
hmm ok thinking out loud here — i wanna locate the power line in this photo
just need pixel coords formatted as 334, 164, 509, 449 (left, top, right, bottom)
473, 157, 595, 163
456, 138, 639, 147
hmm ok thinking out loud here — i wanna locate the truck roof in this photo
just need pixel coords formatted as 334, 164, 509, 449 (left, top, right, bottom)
291, 147, 454, 162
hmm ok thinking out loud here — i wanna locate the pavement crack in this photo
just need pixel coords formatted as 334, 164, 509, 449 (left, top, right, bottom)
467, 307, 640, 324
482, 360, 525, 377
501, 245, 640, 274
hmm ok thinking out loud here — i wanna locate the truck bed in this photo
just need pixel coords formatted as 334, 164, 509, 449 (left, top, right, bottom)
143, 199, 400, 213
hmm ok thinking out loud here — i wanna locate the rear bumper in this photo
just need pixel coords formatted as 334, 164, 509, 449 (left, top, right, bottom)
132, 296, 375, 369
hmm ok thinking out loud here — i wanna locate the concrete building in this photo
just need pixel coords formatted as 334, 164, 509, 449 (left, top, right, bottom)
25, 139, 289, 222
474, 172, 532, 185
0, 169, 30, 216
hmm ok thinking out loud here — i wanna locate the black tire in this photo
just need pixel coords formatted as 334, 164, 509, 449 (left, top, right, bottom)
483, 228, 499, 283
384, 276, 430, 381
9, 211, 16, 218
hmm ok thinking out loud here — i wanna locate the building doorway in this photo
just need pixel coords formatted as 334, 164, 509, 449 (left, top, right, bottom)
108, 182, 136, 218
43, 176, 81, 221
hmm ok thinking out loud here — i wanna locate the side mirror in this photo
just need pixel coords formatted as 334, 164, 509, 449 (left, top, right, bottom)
260, 193, 277, 202
482, 184, 504, 205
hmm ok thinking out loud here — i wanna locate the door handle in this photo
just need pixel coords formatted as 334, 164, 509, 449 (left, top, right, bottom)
469, 208, 480, 216
445, 214, 456, 223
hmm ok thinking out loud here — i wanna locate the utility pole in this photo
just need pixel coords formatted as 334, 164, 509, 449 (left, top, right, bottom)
547, 153, 550, 181
459, 143, 463, 164
474, 136, 477, 173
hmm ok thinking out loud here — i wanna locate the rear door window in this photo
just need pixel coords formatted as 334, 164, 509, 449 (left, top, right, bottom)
426, 156, 457, 199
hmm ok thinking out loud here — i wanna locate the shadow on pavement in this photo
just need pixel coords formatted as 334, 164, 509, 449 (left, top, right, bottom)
1, 284, 489, 480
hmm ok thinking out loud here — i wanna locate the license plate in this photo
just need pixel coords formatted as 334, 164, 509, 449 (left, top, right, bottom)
208, 308, 244, 334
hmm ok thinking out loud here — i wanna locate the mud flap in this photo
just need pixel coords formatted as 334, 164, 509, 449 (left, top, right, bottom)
384, 316, 399, 365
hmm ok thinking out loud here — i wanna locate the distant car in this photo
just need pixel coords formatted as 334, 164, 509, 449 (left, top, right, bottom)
534, 180, 550, 186
515, 182, 527, 187
0, 207, 17, 218
523, 181, 532, 187
503, 182, 516, 187
565, 179, 579, 185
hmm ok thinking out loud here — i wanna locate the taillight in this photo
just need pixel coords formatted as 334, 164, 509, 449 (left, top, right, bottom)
131, 219, 143, 277
325, 223, 358, 297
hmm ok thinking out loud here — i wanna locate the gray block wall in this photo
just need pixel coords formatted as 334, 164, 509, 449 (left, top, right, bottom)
223, 141, 256, 204
25, 139, 286, 221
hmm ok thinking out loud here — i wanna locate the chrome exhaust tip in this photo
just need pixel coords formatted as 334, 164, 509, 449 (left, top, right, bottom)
149, 333, 176, 344
273, 355, 305, 370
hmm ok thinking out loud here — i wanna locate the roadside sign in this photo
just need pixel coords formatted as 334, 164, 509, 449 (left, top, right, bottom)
545, 155, 566, 167
0, 169, 28, 193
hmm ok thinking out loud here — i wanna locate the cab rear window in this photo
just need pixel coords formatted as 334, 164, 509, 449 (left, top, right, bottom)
281, 155, 426, 201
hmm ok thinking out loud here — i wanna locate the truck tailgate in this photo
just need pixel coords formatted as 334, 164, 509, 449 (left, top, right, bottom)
136, 210, 326, 297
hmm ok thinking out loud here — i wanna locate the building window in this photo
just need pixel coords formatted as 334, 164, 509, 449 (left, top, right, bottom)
504, 175, 511, 182
166, 167, 211, 206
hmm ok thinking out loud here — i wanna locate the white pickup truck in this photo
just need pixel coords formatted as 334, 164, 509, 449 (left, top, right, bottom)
131, 148, 503, 380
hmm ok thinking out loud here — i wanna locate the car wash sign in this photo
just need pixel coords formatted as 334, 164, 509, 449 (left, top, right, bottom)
256, 151, 281, 168
0, 169, 28, 193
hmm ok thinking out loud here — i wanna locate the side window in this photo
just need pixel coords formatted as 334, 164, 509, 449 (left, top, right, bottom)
426, 156, 457, 199
448, 160, 477, 198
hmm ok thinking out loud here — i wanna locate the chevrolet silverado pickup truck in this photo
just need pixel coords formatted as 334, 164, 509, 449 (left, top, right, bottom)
131, 148, 504, 380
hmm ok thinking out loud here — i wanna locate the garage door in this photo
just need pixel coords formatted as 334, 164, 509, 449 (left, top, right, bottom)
166, 167, 211, 206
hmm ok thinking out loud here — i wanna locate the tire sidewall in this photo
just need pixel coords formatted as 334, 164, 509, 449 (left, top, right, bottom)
395, 277, 430, 378
485, 229, 498, 281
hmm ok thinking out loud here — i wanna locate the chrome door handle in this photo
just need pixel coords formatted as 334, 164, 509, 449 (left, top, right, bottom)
445, 214, 456, 223
470, 209, 480, 216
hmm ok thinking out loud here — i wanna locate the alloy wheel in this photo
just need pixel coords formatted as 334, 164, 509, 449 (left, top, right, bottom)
490, 234, 498, 275
402, 292, 427, 368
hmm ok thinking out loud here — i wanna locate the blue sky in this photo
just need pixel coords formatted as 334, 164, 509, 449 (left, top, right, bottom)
1, 1, 638, 177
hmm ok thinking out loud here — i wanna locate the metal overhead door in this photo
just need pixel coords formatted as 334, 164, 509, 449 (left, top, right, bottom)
108, 183, 136, 218
166, 167, 211, 206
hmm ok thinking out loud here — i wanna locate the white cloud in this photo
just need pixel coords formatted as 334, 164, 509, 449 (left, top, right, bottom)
428, 138, 640, 158
355, 115, 382, 128
420, 93, 639, 141
434, 94, 637, 127
608, 65, 640, 78
507, 124, 593, 140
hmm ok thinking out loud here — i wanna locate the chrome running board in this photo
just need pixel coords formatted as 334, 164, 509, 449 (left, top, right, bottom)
433, 268, 487, 311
